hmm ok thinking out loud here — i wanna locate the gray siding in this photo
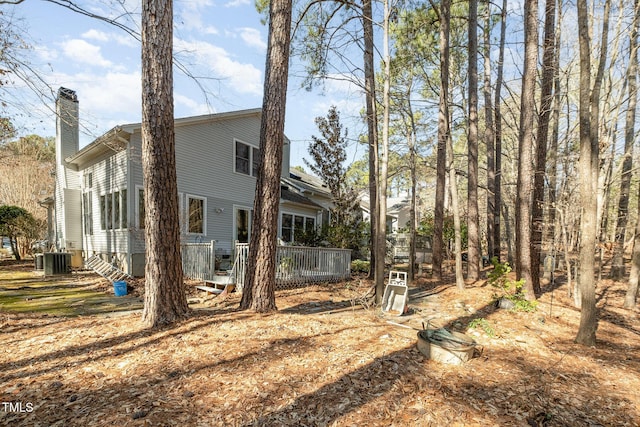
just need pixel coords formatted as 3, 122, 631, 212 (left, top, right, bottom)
127, 113, 291, 255
69, 110, 293, 275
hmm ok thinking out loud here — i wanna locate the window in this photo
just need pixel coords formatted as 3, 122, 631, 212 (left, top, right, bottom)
138, 188, 145, 229
100, 195, 106, 230
281, 214, 293, 243
83, 192, 93, 235
281, 213, 316, 243
236, 207, 252, 243
83, 172, 93, 189
105, 193, 112, 230
188, 195, 205, 234
121, 189, 127, 228
235, 140, 260, 177
100, 190, 127, 230
252, 146, 260, 177
113, 191, 120, 230
305, 217, 315, 231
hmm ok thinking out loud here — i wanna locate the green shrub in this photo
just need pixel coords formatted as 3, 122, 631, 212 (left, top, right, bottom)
468, 318, 496, 337
488, 257, 538, 312
350, 259, 370, 273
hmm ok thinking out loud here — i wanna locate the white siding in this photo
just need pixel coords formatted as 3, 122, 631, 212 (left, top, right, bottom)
81, 150, 129, 257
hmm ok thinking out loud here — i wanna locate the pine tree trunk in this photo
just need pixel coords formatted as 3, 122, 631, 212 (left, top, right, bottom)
483, 1, 496, 262
447, 123, 465, 290
493, 0, 507, 262
239, 0, 291, 312
534, 0, 557, 290
575, 0, 599, 346
516, 0, 539, 300
625, 180, 640, 309
433, 0, 451, 281
363, 0, 378, 281
141, 0, 189, 327
467, 0, 480, 281
544, 0, 562, 280
611, 0, 639, 280
375, 0, 391, 304
407, 89, 418, 283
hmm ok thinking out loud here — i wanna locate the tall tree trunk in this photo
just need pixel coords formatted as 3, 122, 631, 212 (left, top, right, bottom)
483, 0, 496, 262
239, 0, 292, 312
516, 0, 539, 300
433, 0, 451, 281
407, 87, 418, 283
625, 200, 640, 308
448, 125, 465, 289
467, 0, 480, 281
545, 0, 562, 279
141, 0, 189, 327
493, 0, 507, 262
575, 0, 598, 346
611, 0, 639, 280
363, 0, 378, 281
534, 0, 557, 288
375, 0, 391, 304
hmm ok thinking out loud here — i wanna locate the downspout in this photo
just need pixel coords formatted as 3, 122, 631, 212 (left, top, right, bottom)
126, 140, 133, 276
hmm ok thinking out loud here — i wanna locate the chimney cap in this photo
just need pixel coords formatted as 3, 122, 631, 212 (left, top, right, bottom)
58, 87, 78, 102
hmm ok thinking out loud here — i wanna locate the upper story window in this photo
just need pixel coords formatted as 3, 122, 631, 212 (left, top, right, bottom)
235, 140, 260, 177
83, 172, 93, 189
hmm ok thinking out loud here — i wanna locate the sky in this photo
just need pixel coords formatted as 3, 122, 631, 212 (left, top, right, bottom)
2, 0, 369, 168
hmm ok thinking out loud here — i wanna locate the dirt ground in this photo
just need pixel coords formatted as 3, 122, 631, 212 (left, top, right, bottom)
0, 259, 639, 427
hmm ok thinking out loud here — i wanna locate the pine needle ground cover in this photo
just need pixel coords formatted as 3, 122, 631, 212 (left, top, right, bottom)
0, 259, 638, 426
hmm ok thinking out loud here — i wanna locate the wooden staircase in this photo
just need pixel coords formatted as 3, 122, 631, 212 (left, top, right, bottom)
85, 255, 131, 283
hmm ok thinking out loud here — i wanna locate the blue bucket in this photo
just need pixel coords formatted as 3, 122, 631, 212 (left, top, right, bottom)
113, 281, 127, 297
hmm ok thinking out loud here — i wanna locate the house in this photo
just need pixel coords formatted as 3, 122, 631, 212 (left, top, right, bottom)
358, 193, 409, 233
280, 168, 333, 239
53, 87, 328, 276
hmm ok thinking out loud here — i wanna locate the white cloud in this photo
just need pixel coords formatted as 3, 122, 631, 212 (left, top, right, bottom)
35, 44, 58, 62
237, 27, 267, 51
82, 29, 138, 48
82, 29, 109, 42
176, 0, 219, 35
174, 38, 262, 95
60, 39, 116, 69
174, 93, 216, 117
225, 0, 251, 7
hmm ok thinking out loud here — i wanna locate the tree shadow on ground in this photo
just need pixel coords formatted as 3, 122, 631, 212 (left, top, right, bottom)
0, 309, 253, 383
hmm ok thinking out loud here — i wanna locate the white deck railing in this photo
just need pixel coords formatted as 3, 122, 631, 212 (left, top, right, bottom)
181, 241, 216, 281
181, 241, 351, 291
235, 243, 351, 292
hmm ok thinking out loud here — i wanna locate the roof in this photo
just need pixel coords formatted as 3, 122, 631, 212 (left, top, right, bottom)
280, 185, 323, 209
284, 168, 331, 198
65, 126, 133, 169
64, 108, 269, 168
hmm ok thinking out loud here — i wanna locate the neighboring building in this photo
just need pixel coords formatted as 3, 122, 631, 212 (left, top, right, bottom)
387, 196, 413, 233
52, 88, 327, 276
358, 192, 407, 233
